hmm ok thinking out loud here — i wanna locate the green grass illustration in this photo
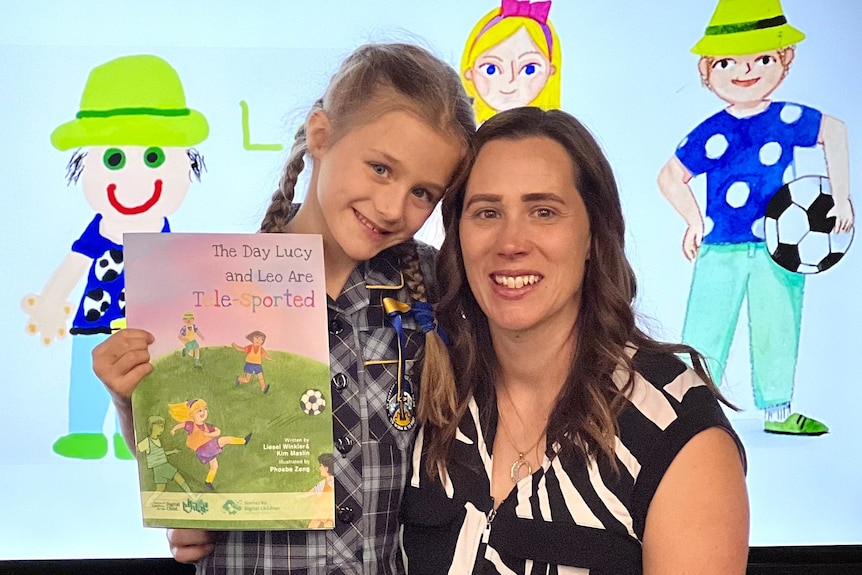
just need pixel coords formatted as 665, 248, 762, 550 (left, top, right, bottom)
132, 346, 331, 495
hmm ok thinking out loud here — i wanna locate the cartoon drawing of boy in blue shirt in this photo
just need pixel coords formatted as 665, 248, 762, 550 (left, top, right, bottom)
657, 0, 852, 435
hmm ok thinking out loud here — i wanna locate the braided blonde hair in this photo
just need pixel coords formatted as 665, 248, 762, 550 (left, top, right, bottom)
258, 43, 476, 426
391, 240, 458, 429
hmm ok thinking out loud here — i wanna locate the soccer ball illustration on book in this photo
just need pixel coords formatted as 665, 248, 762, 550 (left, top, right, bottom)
300, 389, 327, 416
764, 175, 854, 274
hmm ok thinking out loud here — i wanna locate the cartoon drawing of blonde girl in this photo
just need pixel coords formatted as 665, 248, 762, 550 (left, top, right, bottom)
168, 398, 251, 491
460, 0, 561, 124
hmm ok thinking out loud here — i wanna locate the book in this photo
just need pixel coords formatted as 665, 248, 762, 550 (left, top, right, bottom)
124, 232, 334, 530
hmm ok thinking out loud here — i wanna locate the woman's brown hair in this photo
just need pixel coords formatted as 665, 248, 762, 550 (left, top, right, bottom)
422, 106, 726, 475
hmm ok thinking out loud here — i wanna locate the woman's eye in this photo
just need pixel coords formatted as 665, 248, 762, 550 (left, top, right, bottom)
371, 164, 388, 176
144, 147, 165, 168
536, 208, 554, 218
103, 148, 126, 170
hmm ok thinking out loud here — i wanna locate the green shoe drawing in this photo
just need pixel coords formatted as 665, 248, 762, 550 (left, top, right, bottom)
764, 413, 829, 436
52, 433, 108, 459
114, 433, 135, 460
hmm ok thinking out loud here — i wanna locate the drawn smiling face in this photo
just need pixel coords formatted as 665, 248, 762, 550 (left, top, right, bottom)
466, 26, 555, 112
81, 145, 192, 230
700, 49, 791, 106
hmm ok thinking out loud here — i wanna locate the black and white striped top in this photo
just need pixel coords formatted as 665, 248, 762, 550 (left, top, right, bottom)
401, 348, 744, 575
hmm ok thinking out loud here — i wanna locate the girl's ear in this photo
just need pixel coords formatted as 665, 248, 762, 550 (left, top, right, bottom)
307, 110, 332, 159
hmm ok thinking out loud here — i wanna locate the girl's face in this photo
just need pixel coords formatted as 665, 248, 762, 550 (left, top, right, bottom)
309, 108, 463, 264
459, 136, 590, 337
192, 406, 208, 424
252, 335, 264, 346
466, 26, 554, 112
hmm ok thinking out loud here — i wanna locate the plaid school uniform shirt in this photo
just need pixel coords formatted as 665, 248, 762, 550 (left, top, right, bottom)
199, 242, 436, 575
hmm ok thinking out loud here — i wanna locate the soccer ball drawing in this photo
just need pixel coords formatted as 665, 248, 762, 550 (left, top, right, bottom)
764, 176, 854, 274
300, 389, 326, 416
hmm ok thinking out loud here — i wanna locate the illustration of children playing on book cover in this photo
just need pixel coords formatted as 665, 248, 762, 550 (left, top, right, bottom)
233, 330, 272, 393
168, 398, 251, 491
137, 415, 194, 505
178, 312, 206, 367
124, 232, 332, 529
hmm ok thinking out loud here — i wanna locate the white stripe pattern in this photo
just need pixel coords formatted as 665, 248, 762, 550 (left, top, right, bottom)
448, 502, 488, 575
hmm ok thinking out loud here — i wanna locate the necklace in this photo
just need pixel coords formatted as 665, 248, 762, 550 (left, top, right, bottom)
497, 383, 545, 483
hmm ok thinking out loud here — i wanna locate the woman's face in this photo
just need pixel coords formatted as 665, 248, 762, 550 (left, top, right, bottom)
459, 135, 591, 337
466, 26, 555, 112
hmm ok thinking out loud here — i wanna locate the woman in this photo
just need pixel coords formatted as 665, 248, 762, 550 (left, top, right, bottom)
402, 107, 749, 574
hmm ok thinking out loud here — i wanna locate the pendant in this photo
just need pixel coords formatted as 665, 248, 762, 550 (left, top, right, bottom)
509, 453, 532, 483
386, 380, 416, 431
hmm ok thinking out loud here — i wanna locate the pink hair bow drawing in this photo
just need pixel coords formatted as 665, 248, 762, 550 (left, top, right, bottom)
501, 0, 552, 25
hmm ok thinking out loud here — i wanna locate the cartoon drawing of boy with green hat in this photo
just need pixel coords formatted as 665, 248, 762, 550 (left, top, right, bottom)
21, 54, 209, 459
657, 0, 852, 435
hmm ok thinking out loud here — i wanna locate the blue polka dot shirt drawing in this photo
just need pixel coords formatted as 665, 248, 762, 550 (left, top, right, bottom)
675, 101, 822, 245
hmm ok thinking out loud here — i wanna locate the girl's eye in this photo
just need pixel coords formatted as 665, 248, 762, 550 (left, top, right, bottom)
411, 188, 433, 202
756, 55, 775, 66
144, 147, 165, 168
520, 63, 538, 76
712, 58, 736, 70
480, 63, 499, 76
371, 163, 388, 176
103, 148, 126, 170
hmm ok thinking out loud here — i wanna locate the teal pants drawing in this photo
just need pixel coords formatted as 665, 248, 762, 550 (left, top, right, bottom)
682, 242, 804, 409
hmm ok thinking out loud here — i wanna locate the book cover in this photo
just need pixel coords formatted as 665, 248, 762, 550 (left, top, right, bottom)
124, 232, 334, 529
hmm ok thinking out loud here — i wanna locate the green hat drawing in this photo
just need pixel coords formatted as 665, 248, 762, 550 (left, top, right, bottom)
691, 0, 805, 57
51, 55, 209, 150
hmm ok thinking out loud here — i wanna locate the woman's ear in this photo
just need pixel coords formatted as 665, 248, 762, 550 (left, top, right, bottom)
306, 109, 332, 159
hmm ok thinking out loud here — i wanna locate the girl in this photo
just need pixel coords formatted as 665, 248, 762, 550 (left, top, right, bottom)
402, 107, 749, 574
232, 330, 271, 393
93, 42, 476, 574
167, 398, 251, 491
